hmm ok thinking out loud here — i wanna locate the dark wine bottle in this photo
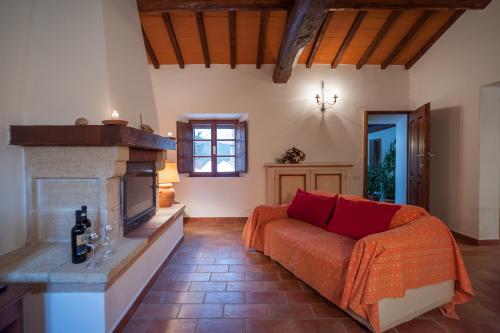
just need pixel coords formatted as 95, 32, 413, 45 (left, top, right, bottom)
71, 210, 87, 264
81, 205, 91, 229
81, 205, 92, 253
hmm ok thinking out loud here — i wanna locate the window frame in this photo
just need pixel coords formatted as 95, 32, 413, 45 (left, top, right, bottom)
189, 119, 240, 177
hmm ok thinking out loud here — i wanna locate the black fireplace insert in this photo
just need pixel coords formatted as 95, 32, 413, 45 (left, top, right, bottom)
121, 162, 156, 235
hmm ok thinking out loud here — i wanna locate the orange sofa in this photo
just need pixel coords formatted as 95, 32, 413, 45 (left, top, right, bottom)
242, 194, 473, 333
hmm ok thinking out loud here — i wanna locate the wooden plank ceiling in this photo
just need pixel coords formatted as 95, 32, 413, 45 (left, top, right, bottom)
138, 0, 490, 82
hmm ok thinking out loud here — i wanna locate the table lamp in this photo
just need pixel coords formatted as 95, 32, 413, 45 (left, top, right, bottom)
158, 162, 180, 208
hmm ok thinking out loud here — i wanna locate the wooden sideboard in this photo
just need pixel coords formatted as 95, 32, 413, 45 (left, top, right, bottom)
0, 285, 28, 333
265, 163, 353, 205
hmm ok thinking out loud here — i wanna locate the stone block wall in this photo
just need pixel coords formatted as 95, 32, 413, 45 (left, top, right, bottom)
24, 147, 128, 243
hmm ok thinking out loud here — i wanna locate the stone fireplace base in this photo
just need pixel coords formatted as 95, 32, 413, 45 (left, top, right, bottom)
24, 146, 165, 243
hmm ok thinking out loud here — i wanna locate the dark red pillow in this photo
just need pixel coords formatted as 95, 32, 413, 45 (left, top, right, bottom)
287, 189, 338, 228
327, 197, 401, 240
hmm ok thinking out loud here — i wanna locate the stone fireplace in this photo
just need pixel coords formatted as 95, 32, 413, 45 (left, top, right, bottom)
10, 125, 175, 242
2, 125, 183, 333
24, 146, 166, 243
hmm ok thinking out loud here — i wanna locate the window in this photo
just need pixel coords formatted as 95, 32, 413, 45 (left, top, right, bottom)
177, 119, 247, 176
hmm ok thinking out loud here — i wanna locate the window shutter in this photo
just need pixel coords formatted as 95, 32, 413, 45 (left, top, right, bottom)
176, 121, 193, 173
235, 121, 247, 173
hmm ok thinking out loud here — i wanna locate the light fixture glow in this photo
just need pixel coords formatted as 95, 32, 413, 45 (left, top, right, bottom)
315, 80, 338, 113
111, 110, 120, 119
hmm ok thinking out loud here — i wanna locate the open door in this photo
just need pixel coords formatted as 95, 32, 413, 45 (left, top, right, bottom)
408, 103, 431, 210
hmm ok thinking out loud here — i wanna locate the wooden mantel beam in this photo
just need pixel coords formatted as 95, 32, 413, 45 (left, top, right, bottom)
273, 0, 330, 83
137, 0, 491, 12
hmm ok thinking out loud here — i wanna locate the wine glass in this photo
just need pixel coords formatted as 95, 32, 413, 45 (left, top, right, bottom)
101, 224, 115, 258
86, 230, 100, 269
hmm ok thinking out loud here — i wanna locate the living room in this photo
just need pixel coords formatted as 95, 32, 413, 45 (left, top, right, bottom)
0, 0, 499, 333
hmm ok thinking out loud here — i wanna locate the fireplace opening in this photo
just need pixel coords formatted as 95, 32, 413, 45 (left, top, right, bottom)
122, 162, 156, 235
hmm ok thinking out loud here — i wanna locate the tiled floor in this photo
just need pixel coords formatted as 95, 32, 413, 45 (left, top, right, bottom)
123, 220, 500, 333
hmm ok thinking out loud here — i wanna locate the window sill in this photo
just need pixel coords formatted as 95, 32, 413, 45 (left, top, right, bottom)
189, 172, 241, 178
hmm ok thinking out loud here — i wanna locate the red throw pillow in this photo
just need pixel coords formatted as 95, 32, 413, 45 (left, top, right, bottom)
327, 197, 401, 240
287, 189, 338, 228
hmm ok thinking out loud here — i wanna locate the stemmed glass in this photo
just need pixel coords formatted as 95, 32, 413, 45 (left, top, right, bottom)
101, 224, 115, 258
86, 230, 100, 269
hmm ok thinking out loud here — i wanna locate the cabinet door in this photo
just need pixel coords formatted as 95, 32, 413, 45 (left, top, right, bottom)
310, 168, 350, 194
272, 169, 310, 205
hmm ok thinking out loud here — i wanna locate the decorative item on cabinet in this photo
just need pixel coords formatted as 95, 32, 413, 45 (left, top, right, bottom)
276, 147, 306, 164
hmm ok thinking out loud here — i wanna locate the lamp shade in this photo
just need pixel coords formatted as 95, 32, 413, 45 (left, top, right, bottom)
158, 162, 180, 184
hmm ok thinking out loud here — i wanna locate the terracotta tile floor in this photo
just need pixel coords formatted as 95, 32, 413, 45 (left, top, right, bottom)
123, 220, 500, 333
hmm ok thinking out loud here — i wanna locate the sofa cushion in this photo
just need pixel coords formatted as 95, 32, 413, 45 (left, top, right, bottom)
287, 189, 338, 228
327, 197, 401, 240
264, 218, 355, 303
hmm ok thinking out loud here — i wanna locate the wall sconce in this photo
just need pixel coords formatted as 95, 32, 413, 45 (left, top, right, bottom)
315, 80, 338, 113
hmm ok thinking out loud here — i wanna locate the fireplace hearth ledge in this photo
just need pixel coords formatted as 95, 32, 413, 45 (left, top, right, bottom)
0, 204, 184, 289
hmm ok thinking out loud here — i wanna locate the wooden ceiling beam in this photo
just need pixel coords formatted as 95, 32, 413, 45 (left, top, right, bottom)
195, 12, 211, 68
141, 27, 160, 69
229, 10, 237, 69
405, 10, 465, 69
356, 10, 401, 69
138, 0, 289, 12
330, 0, 491, 10
256, 9, 269, 69
137, 0, 491, 12
306, 12, 333, 68
331, 11, 367, 69
381, 10, 433, 69
161, 12, 185, 68
273, 0, 331, 83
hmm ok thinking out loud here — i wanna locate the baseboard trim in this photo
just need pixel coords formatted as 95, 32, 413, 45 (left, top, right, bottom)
184, 217, 248, 223
113, 236, 184, 333
451, 230, 499, 246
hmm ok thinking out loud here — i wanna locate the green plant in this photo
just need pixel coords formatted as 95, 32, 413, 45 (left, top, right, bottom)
380, 140, 396, 200
367, 140, 396, 201
367, 164, 383, 196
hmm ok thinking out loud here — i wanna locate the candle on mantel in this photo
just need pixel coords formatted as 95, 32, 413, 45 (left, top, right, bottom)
102, 109, 128, 126
167, 132, 173, 137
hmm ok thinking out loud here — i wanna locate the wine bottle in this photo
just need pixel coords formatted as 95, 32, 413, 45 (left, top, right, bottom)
81, 205, 92, 253
71, 210, 87, 264
81, 205, 91, 229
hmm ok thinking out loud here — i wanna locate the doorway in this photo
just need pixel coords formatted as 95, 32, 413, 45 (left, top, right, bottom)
363, 104, 432, 209
364, 112, 408, 204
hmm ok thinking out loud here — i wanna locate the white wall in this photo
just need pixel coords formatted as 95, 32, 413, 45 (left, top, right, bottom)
0, 0, 159, 255
479, 83, 500, 239
368, 114, 408, 204
409, 1, 500, 240
151, 65, 409, 217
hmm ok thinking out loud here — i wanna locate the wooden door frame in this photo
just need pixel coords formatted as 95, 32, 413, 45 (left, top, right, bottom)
363, 111, 409, 198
